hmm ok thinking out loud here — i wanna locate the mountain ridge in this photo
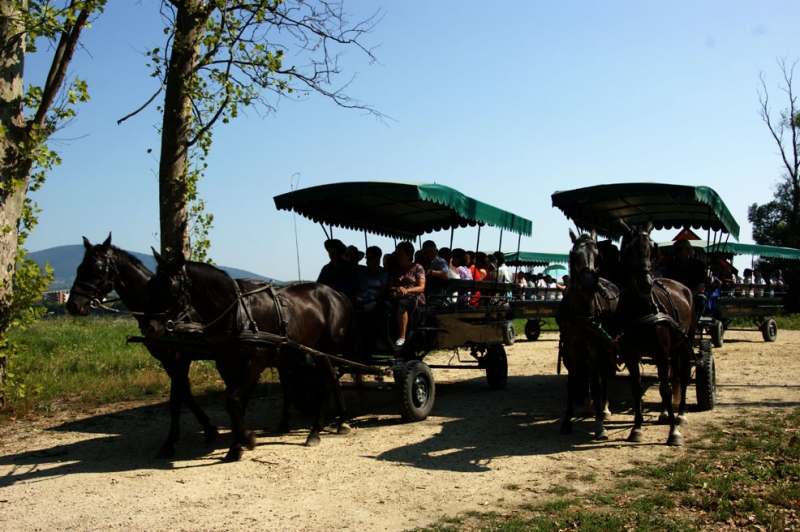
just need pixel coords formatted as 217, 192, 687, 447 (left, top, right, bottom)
28, 245, 276, 291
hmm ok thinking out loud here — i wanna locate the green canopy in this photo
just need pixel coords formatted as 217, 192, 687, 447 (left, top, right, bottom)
504, 251, 569, 267
706, 242, 800, 260
274, 181, 533, 240
551, 183, 740, 241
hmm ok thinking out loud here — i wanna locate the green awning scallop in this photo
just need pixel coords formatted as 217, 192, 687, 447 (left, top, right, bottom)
551, 183, 740, 241
706, 242, 800, 260
274, 181, 533, 240
504, 251, 570, 268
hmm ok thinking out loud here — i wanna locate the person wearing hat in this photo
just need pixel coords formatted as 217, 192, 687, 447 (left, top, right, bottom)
345, 245, 365, 265
317, 238, 357, 302
663, 238, 707, 317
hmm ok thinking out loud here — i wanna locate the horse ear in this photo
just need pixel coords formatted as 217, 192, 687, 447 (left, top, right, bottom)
569, 228, 578, 244
645, 220, 654, 234
591, 229, 597, 242
83, 236, 92, 251
103, 233, 112, 247
152, 247, 164, 265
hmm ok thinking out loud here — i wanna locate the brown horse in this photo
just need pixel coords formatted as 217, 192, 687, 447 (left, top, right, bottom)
616, 220, 695, 446
66, 235, 218, 458
143, 251, 360, 461
558, 229, 619, 439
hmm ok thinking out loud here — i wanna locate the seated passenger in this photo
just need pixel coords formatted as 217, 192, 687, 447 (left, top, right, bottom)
742, 268, 754, 297
356, 246, 388, 311
421, 240, 451, 307
388, 241, 426, 347
317, 238, 357, 302
450, 248, 473, 308
345, 245, 365, 265
753, 269, 766, 297
662, 239, 707, 318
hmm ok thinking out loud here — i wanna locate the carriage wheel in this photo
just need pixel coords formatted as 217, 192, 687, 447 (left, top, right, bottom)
394, 360, 435, 422
709, 319, 724, 348
695, 340, 716, 411
503, 321, 516, 346
524, 319, 541, 341
485, 344, 508, 390
760, 318, 778, 342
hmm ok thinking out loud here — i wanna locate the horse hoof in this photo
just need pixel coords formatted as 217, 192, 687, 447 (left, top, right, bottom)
244, 432, 256, 451
304, 434, 321, 447
657, 412, 670, 425
156, 445, 176, 459
667, 432, 684, 447
603, 411, 612, 422
677, 414, 688, 427
627, 429, 644, 443
223, 447, 243, 462
204, 427, 220, 443
594, 430, 609, 441
337, 423, 351, 435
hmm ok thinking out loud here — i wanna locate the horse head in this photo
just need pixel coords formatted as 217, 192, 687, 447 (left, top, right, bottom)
619, 219, 656, 298
568, 228, 600, 301
67, 234, 117, 316
144, 249, 193, 337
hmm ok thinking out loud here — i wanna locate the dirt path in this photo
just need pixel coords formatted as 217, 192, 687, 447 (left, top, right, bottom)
2, 329, 799, 531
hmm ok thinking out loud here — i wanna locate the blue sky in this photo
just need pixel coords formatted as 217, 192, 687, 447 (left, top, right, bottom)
23, 1, 800, 281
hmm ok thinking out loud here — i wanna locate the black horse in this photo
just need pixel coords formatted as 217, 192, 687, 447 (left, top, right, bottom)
143, 250, 360, 461
557, 229, 619, 439
617, 221, 695, 446
66, 235, 219, 458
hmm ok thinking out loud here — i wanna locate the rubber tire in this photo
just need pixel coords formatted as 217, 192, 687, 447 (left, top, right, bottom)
524, 320, 541, 341
710, 319, 724, 348
695, 339, 716, 411
761, 318, 778, 342
394, 360, 435, 422
503, 321, 516, 346
485, 344, 508, 390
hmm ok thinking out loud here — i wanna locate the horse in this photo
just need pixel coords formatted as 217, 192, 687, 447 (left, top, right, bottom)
616, 220, 695, 446
65, 235, 219, 458
143, 250, 360, 462
557, 229, 620, 439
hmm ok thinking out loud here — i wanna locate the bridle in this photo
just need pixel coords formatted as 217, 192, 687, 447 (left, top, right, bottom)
70, 248, 119, 308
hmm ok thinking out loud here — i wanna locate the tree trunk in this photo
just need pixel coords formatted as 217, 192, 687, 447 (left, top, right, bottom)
158, 4, 207, 259
0, 1, 28, 323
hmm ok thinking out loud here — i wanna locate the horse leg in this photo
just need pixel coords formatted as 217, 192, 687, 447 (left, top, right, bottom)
676, 346, 691, 427
591, 369, 608, 440
276, 368, 292, 434
157, 368, 183, 458
657, 349, 683, 447
626, 361, 645, 443
175, 357, 219, 443
219, 352, 267, 462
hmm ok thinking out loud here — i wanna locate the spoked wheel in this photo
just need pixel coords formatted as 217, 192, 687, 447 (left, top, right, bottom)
484, 344, 508, 390
760, 318, 778, 342
695, 339, 716, 411
524, 319, 541, 341
394, 360, 435, 422
503, 321, 516, 346
709, 319, 724, 348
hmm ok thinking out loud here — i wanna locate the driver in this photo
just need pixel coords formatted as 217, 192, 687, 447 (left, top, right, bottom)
663, 239, 707, 319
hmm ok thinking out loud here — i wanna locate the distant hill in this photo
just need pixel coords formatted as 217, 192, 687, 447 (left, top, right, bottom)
28, 245, 276, 291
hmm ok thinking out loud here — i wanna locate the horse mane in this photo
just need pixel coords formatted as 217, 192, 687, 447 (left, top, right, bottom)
184, 261, 238, 304
109, 245, 152, 275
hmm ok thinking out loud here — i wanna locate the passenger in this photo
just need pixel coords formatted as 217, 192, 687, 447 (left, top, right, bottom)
317, 238, 357, 302
662, 239, 707, 318
535, 273, 547, 300
383, 251, 397, 275
515, 271, 528, 300
441, 247, 460, 280
493, 252, 514, 298
473, 252, 491, 305
705, 267, 722, 315
742, 268, 754, 297
753, 269, 766, 297
414, 249, 425, 266
356, 246, 388, 311
774, 270, 787, 292
388, 241, 426, 347
451, 248, 473, 308
544, 275, 558, 301
421, 240, 451, 307
558, 275, 570, 299
345, 245, 365, 265
465, 251, 482, 307
596, 241, 621, 284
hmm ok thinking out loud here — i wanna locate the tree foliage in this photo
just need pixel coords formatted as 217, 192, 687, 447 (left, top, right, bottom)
0, 0, 104, 402
748, 58, 800, 249
126, 0, 382, 260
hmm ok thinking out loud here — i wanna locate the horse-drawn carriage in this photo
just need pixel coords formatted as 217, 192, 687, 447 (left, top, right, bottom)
703, 241, 799, 344
550, 183, 731, 446
273, 181, 532, 422
502, 251, 569, 341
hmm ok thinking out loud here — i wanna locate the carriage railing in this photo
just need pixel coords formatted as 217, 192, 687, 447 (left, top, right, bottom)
423, 279, 518, 312
718, 282, 787, 299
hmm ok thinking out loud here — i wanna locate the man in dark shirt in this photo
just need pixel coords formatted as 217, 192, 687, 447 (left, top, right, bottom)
663, 239, 707, 318
316, 238, 357, 302
421, 240, 451, 306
